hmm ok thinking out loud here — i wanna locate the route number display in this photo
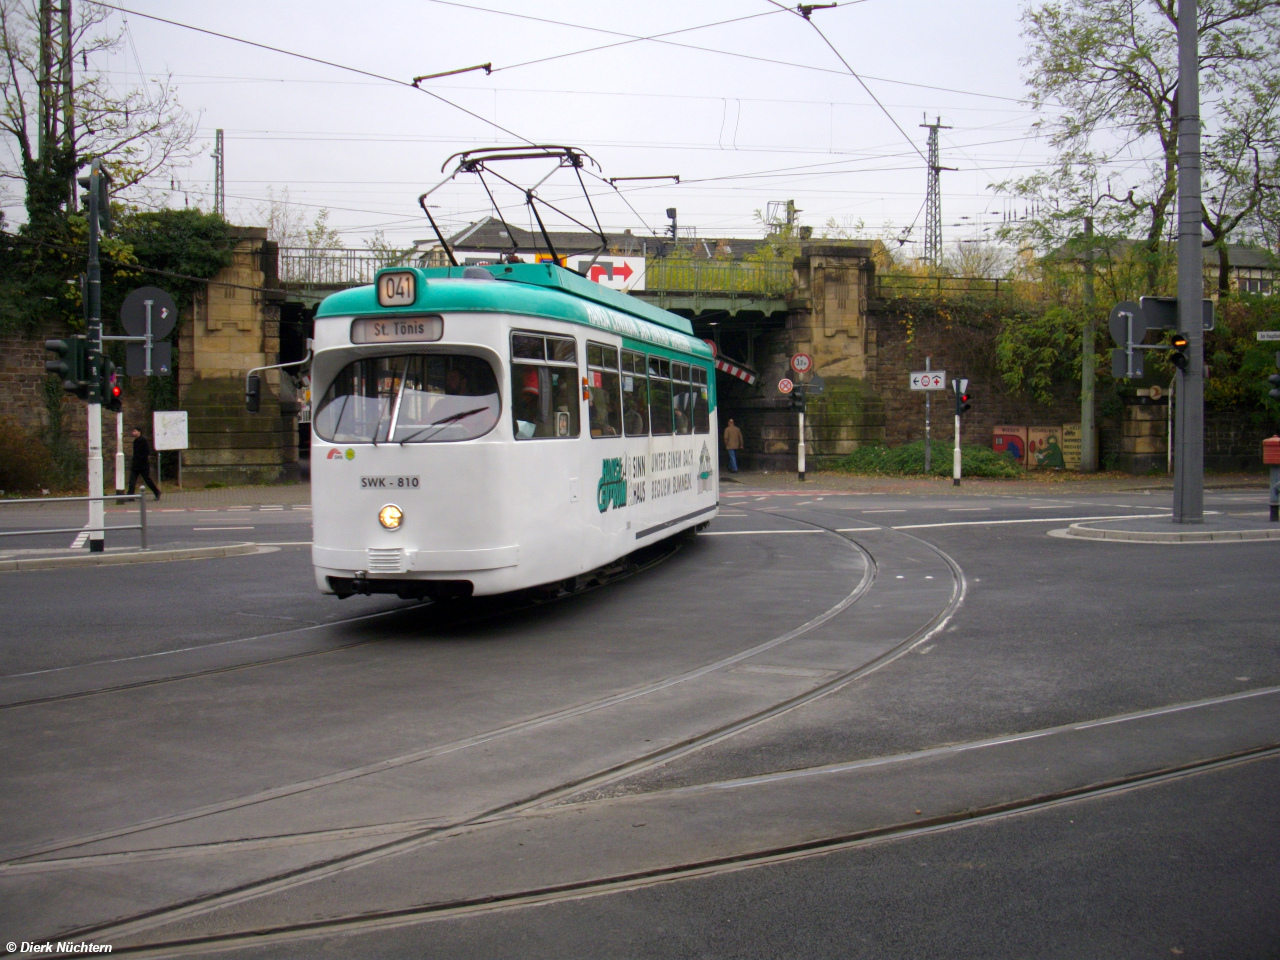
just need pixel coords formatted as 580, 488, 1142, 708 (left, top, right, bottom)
377, 271, 417, 307
790, 353, 813, 375
909, 371, 947, 390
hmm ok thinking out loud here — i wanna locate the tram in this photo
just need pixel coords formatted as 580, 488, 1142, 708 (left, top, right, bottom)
305, 261, 718, 599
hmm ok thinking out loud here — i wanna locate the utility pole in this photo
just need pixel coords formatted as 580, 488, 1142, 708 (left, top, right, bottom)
1081, 216, 1098, 472
81, 159, 108, 552
213, 128, 225, 216
1173, 0, 1204, 523
920, 116, 954, 268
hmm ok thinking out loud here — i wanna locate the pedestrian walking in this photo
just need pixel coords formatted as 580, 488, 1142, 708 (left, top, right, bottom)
723, 418, 743, 473
128, 427, 161, 500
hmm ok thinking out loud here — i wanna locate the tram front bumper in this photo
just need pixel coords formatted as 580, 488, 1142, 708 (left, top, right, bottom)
312, 545, 520, 574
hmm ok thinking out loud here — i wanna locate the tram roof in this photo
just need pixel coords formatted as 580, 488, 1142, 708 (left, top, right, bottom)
317, 262, 696, 338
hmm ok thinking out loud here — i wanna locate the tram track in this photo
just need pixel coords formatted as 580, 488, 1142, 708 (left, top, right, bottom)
5, 518, 879, 868
62, 745, 1280, 958
0, 537, 690, 712
23, 507, 974, 948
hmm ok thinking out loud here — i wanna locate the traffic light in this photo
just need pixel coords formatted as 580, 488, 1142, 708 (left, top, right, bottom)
45, 337, 89, 399
954, 378, 972, 416
245, 374, 261, 413
1170, 333, 1189, 371
101, 356, 123, 412
77, 161, 111, 233
1269, 351, 1280, 402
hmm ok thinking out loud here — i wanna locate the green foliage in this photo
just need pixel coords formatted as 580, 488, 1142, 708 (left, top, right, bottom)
1205, 294, 1280, 418
0, 417, 51, 492
995, 305, 1094, 405
833, 440, 1026, 479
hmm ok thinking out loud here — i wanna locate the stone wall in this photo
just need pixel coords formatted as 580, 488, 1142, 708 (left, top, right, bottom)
178, 229, 296, 485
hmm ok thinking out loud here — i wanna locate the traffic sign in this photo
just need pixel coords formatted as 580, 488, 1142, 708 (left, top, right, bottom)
120, 286, 177, 339
778, 378, 794, 394
1257, 331, 1280, 342
1108, 300, 1146, 347
909, 371, 947, 390
790, 353, 813, 375
1139, 296, 1215, 332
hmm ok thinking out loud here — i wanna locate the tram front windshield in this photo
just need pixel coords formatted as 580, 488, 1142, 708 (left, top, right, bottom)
314, 354, 500, 443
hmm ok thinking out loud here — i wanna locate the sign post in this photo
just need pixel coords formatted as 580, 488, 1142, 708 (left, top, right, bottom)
789, 355, 813, 482
154, 411, 189, 488
952, 378, 969, 486
909, 360, 947, 473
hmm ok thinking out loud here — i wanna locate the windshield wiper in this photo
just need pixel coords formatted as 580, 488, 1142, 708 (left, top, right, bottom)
397, 406, 491, 444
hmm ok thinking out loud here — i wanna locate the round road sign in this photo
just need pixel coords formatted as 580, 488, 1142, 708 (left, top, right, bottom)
790, 353, 813, 375
120, 286, 178, 340
778, 378, 794, 394
1108, 300, 1146, 348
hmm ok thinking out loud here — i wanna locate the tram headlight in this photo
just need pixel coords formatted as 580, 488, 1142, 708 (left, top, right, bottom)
378, 504, 404, 530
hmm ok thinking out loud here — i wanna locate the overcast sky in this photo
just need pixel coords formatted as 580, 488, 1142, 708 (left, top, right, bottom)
66, 1, 1070, 256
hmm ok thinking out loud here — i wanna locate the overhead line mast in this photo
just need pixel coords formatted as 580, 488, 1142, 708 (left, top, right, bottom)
920, 116, 954, 267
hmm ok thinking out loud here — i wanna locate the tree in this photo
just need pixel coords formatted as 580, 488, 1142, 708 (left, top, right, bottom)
0, 0, 198, 226
1004, 0, 1280, 291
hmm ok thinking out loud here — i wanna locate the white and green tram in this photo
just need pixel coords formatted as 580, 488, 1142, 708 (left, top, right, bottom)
307, 262, 718, 599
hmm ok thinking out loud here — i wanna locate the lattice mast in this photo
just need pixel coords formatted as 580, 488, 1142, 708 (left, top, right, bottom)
213, 129, 225, 217
920, 117, 953, 267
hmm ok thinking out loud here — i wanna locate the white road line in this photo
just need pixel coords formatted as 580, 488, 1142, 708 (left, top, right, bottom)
193, 526, 255, 531
700, 529, 824, 536
947, 507, 990, 512
259, 506, 284, 512
836, 527, 879, 533
894, 512, 1169, 530
254, 541, 312, 546
862, 509, 906, 513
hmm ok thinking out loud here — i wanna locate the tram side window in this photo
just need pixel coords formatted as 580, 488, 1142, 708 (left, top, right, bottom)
671, 362, 692, 436
510, 333, 580, 439
586, 342, 622, 437
692, 366, 710, 434
648, 356, 673, 436
621, 350, 649, 436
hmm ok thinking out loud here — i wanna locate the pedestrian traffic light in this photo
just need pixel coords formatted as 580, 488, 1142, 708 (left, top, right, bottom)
45, 337, 90, 399
1269, 352, 1280, 402
1170, 333, 1189, 371
954, 378, 972, 416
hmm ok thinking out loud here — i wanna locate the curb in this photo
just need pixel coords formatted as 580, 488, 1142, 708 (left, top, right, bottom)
0, 542, 261, 573
1060, 523, 1280, 543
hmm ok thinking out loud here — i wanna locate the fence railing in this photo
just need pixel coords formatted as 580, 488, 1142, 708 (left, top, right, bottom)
875, 274, 1019, 299
278, 247, 419, 286
0, 494, 147, 549
644, 259, 793, 296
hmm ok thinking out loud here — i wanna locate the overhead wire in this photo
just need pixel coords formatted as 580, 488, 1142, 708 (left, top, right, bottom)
81, 1, 538, 146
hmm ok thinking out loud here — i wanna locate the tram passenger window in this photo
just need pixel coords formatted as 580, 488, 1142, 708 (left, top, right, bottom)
692, 366, 711, 434
587, 342, 622, 438
510, 332, 580, 439
648, 356, 673, 436
671, 362, 692, 435
621, 350, 649, 436
314, 353, 500, 444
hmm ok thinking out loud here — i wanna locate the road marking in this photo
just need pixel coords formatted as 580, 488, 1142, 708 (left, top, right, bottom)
894, 512, 1169, 530
193, 526, 255, 531
260, 506, 284, 512
69, 530, 88, 548
947, 507, 990, 512
228, 506, 252, 511
254, 541, 312, 546
862, 509, 906, 513
835, 527, 879, 532
700, 529, 824, 536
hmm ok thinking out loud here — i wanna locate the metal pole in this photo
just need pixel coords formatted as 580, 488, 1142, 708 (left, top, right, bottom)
1269, 466, 1278, 523
952, 411, 962, 486
924, 355, 932, 473
1173, 0, 1204, 523
139, 490, 147, 549
144, 299, 153, 376
1168, 377, 1175, 474
797, 387, 806, 482
1081, 216, 1098, 472
114, 410, 124, 493
86, 160, 104, 553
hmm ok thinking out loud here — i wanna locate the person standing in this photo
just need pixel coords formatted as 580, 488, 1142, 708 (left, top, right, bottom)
722, 417, 743, 473
128, 427, 161, 500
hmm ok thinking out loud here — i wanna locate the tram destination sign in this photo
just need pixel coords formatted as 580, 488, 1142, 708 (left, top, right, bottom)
909, 370, 947, 390
351, 316, 443, 344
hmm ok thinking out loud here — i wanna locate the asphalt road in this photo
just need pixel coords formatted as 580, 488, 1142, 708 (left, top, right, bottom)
0, 482, 1275, 958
